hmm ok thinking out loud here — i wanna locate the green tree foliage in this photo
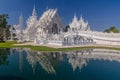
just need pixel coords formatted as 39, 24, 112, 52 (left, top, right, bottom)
0, 14, 10, 41
0, 27, 4, 41
0, 48, 11, 65
0, 14, 8, 28
64, 25, 70, 32
103, 26, 119, 33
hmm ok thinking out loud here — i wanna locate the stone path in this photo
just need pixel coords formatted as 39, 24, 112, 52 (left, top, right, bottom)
13, 42, 120, 49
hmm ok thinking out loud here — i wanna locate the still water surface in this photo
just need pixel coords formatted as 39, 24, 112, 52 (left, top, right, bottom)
0, 48, 120, 80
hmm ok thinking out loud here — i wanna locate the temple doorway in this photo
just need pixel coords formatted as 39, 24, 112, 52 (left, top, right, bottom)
52, 23, 58, 34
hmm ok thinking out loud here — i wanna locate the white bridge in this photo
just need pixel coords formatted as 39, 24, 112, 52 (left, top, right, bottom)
63, 31, 120, 45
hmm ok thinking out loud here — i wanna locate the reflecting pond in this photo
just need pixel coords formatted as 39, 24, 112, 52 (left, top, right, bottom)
0, 48, 120, 80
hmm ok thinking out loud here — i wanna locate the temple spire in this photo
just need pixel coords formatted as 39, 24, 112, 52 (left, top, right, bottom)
19, 13, 23, 27
46, 6, 48, 10
32, 5, 37, 16
73, 13, 78, 21
80, 14, 84, 22
80, 14, 83, 20
74, 13, 77, 18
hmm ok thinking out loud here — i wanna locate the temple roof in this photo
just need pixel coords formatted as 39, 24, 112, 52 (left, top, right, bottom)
69, 14, 90, 31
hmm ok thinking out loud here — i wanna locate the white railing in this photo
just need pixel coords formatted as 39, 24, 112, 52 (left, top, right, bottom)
64, 31, 120, 42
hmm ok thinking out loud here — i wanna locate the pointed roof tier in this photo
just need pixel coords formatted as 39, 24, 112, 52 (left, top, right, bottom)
26, 5, 38, 28
69, 13, 80, 28
32, 5, 37, 16
37, 8, 64, 30
69, 14, 91, 31
79, 15, 84, 24
19, 13, 23, 27
25, 5, 38, 41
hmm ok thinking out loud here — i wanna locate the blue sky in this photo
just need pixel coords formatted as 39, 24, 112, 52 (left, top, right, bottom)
0, 0, 120, 31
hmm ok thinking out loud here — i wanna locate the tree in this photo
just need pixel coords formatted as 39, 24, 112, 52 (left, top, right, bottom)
0, 14, 8, 28
103, 26, 119, 33
64, 25, 70, 32
0, 27, 4, 41
0, 48, 11, 65
0, 14, 9, 41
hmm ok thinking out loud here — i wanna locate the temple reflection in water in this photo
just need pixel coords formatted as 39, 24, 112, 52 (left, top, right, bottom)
13, 48, 120, 74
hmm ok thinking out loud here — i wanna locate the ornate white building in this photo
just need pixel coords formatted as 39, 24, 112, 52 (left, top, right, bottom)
34, 8, 64, 45
11, 6, 120, 45
32, 8, 93, 45
69, 14, 90, 31
12, 14, 24, 42
25, 6, 38, 41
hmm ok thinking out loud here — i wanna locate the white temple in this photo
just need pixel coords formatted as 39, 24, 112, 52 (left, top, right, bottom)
25, 6, 38, 41
69, 14, 90, 31
11, 6, 120, 46
34, 8, 64, 45
12, 14, 24, 42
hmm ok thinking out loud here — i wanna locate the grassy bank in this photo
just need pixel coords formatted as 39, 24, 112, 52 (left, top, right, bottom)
0, 41, 17, 48
0, 41, 120, 52
0, 41, 59, 51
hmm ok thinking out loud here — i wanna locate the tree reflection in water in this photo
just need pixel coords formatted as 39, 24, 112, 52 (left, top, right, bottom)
0, 48, 12, 65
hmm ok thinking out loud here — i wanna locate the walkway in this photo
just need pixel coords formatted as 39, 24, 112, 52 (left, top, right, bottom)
13, 42, 120, 49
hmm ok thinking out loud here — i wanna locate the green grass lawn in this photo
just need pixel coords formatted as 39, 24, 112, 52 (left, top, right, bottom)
0, 41, 59, 51
0, 41, 120, 52
0, 41, 17, 48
